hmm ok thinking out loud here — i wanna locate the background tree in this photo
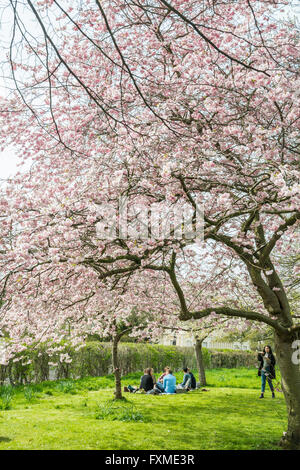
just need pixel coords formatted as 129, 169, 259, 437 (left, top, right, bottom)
80, 308, 149, 400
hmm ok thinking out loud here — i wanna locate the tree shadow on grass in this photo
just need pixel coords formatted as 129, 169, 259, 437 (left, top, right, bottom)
0, 437, 11, 442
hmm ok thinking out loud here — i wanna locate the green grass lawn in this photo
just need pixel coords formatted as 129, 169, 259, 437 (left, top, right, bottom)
0, 368, 286, 450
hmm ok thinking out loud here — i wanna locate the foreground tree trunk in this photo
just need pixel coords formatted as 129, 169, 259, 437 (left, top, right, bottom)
194, 338, 207, 387
112, 335, 122, 400
275, 331, 300, 449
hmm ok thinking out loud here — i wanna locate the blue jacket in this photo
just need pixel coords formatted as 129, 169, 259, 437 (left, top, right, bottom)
163, 373, 176, 394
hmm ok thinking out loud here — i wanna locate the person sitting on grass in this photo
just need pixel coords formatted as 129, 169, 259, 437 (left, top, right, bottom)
162, 369, 177, 394
187, 368, 197, 390
125, 367, 156, 393
139, 368, 154, 393
177, 367, 191, 390
155, 366, 170, 393
158, 366, 170, 384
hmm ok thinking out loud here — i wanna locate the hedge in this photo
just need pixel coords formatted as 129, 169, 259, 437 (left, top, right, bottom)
208, 349, 256, 369
0, 342, 256, 385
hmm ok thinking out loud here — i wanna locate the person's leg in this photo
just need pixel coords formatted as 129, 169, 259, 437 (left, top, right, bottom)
156, 382, 164, 393
267, 377, 274, 391
267, 377, 275, 396
260, 372, 266, 397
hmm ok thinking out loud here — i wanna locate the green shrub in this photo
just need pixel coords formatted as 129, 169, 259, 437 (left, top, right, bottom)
0, 341, 256, 386
0, 385, 14, 410
24, 386, 36, 402
56, 380, 76, 394
209, 350, 254, 369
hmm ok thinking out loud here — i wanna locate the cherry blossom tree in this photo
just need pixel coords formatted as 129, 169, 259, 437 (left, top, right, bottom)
65, 298, 151, 400
0, 0, 299, 448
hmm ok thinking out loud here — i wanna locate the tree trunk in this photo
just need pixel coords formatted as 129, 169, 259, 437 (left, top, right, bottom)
195, 338, 207, 387
275, 331, 300, 449
112, 335, 122, 399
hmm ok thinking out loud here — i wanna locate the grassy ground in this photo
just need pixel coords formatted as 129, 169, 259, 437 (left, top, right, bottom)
0, 368, 286, 450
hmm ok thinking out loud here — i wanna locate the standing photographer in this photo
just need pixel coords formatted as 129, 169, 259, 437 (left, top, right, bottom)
257, 345, 276, 399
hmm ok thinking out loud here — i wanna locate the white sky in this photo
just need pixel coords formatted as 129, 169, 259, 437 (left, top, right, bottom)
0, 147, 19, 180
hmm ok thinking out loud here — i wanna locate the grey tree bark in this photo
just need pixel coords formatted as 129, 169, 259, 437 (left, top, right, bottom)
275, 331, 300, 449
112, 335, 122, 400
195, 338, 207, 387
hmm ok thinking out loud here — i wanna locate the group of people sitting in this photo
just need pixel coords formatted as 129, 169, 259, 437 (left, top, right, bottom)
125, 366, 197, 395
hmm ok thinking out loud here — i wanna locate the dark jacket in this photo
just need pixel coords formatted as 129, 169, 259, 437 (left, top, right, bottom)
257, 352, 276, 379
139, 374, 154, 392
190, 372, 197, 389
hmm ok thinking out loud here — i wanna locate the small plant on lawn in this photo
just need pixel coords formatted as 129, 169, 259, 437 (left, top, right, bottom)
57, 380, 76, 394
0, 385, 14, 410
95, 400, 145, 422
24, 386, 36, 403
